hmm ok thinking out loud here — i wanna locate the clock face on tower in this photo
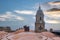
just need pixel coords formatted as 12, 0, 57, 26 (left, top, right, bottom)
40, 21, 42, 23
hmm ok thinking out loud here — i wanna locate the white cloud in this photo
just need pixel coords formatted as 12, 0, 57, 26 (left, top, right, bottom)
16, 16, 24, 20
49, 2, 60, 5
14, 10, 35, 15
44, 11, 60, 18
44, 11, 60, 23
48, 1, 60, 8
45, 19, 60, 23
0, 11, 24, 21
0, 18, 6, 21
0, 11, 16, 19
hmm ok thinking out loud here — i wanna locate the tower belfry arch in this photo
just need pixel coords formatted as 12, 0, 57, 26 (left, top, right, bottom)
35, 4, 45, 33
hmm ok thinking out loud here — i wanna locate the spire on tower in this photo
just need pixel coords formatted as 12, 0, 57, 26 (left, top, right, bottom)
38, 3, 41, 10
39, 3, 40, 10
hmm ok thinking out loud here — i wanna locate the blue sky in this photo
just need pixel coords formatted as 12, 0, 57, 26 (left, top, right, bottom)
0, 0, 58, 13
0, 0, 60, 30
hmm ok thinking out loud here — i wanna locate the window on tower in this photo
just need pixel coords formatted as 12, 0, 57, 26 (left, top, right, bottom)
40, 17, 41, 20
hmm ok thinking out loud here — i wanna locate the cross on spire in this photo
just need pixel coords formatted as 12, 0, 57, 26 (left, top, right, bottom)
38, 3, 41, 10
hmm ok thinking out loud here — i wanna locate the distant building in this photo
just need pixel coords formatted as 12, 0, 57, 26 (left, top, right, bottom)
50, 28, 53, 32
24, 25, 29, 32
35, 5, 45, 32
0, 26, 15, 32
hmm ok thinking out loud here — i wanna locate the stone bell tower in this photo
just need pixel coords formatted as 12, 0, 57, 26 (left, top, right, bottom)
35, 5, 45, 32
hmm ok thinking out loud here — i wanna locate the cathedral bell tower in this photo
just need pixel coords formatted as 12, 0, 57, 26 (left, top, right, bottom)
35, 5, 45, 32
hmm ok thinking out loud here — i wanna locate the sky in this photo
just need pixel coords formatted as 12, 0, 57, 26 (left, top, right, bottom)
0, 0, 60, 31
